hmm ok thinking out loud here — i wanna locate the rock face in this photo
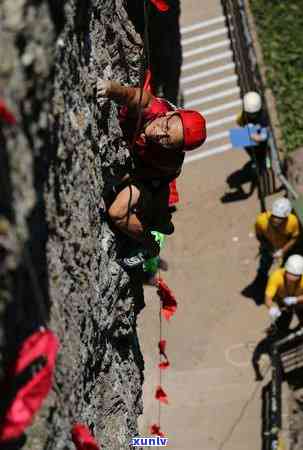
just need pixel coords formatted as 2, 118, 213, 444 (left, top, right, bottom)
0, 1, 145, 449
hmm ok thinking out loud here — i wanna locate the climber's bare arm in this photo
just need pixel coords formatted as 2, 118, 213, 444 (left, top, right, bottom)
96, 78, 153, 112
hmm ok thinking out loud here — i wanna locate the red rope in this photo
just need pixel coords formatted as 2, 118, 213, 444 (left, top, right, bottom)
150, 265, 178, 437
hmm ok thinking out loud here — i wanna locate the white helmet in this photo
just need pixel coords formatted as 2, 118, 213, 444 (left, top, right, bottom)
243, 91, 262, 114
271, 198, 292, 218
285, 255, 303, 276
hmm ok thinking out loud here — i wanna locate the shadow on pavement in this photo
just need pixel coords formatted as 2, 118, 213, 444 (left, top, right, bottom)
221, 161, 257, 204
241, 272, 267, 306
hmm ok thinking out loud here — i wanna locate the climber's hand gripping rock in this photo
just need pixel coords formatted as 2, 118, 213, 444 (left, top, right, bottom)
96, 79, 111, 103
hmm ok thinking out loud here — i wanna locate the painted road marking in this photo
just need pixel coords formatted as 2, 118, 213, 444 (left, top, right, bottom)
182, 27, 228, 46
181, 63, 235, 84
184, 143, 232, 164
184, 75, 237, 96
181, 16, 225, 34
183, 39, 230, 59
185, 86, 240, 108
182, 50, 232, 71
206, 114, 237, 130
202, 99, 242, 116
206, 130, 230, 143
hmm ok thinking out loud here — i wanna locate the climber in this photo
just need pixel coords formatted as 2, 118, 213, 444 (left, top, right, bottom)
255, 197, 300, 280
96, 78, 206, 267
265, 255, 303, 334
237, 91, 269, 170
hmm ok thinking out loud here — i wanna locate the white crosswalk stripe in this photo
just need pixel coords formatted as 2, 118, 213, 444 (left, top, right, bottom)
183, 40, 230, 59
206, 114, 237, 130
184, 143, 232, 164
185, 86, 240, 108
182, 27, 228, 46
181, 16, 226, 34
182, 50, 233, 71
181, 16, 241, 160
184, 75, 237, 96
202, 99, 242, 117
206, 130, 230, 143
181, 63, 235, 85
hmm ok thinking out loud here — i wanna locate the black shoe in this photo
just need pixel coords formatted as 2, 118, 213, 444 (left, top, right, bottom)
120, 251, 147, 269
120, 246, 159, 269
153, 222, 174, 235
120, 238, 161, 269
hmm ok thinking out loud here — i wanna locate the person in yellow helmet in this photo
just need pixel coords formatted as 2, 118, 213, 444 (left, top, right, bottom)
255, 197, 300, 278
265, 255, 303, 333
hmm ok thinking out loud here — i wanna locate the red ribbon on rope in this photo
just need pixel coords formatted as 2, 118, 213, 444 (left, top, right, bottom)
157, 278, 177, 320
150, 424, 165, 437
158, 339, 170, 370
71, 423, 101, 450
155, 386, 169, 405
169, 180, 179, 207
149, 0, 170, 12
0, 99, 16, 125
0, 329, 59, 442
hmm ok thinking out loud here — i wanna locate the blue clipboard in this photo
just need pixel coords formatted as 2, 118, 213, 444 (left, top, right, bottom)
229, 125, 267, 148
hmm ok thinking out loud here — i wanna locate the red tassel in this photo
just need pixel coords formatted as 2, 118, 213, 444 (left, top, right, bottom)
149, 0, 170, 12
0, 100, 16, 125
157, 278, 177, 320
169, 180, 179, 206
158, 360, 170, 370
150, 424, 165, 437
155, 386, 168, 405
158, 339, 170, 370
158, 339, 167, 355
0, 329, 59, 442
71, 423, 100, 450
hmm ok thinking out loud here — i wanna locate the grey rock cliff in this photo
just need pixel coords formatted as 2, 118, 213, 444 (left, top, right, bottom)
0, 1, 145, 448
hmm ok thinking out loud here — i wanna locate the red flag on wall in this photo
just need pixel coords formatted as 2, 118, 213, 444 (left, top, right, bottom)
0, 329, 59, 442
71, 423, 100, 450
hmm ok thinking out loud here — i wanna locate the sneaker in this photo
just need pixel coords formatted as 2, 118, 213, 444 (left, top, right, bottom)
120, 249, 147, 269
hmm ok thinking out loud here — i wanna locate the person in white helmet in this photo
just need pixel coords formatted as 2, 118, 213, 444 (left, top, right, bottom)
265, 255, 303, 332
255, 197, 300, 279
222, 92, 269, 204
237, 91, 269, 167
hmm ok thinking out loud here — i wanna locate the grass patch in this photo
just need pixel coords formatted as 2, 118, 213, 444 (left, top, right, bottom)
249, 0, 303, 152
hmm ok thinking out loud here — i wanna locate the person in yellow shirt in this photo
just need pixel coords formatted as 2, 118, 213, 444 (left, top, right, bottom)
252, 255, 303, 380
255, 197, 300, 278
265, 255, 303, 332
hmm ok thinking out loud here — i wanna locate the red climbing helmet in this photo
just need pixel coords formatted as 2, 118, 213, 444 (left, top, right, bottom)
177, 110, 207, 151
